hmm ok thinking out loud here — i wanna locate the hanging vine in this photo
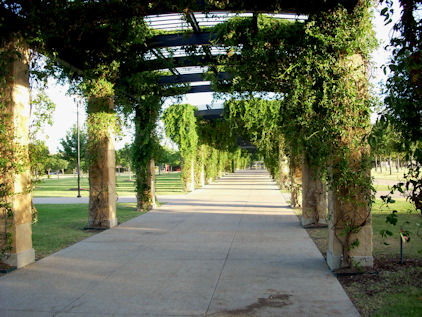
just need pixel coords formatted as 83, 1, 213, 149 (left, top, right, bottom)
162, 104, 199, 190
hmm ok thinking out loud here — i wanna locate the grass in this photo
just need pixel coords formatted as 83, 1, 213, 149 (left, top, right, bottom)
28, 172, 186, 262
33, 172, 186, 197
32, 203, 143, 260
372, 199, 421, 259
374, 184, 394, 192
371, 168, 408, 181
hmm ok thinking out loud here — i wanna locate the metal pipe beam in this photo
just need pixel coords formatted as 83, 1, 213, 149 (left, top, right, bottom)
158, 72, 231, 84
148, 32, 216, 48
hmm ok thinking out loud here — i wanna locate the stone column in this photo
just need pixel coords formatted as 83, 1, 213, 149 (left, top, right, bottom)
327, 182, 373, 270
86, 94, 117, 229
185, 159, 195, 192
301, 160, 327, 227
0, 40, 35, 268
289, 158, 302, 208
278, 156, 289, 190
200, 163, 205, 187
327, 54, 373, 270
190, 159, 195, 191
147, 158, 156, 208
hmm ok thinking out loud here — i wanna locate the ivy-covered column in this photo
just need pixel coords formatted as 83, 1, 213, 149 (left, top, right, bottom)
326, 53, 374, 269
205, 146, 218, 183
327, 151, 373, 269
278, 142, 289, 189
301, 159, 327, 227
133, 98, 160, 211
289, 158, 302, 208
86, 79, 117, 229
147, 158, 156, 208
200, 145, 206, 187
297, 3, 375, 270
279, 157, 289, 189
185, 159, 195, 191
0, 39, 35, 268
162, 104, 198, 192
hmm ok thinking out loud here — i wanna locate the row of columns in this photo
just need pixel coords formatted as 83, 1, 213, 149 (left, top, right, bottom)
0, 41, 153, 267
287, 159, 373, 270
1, 42, 373, 271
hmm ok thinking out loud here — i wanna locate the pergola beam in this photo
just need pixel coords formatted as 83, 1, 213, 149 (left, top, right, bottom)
187, 85, 214, 94
144, 55, 218, 70
148, 32, 216, 48
185, 11, 201, 33
158, 72, 231, 84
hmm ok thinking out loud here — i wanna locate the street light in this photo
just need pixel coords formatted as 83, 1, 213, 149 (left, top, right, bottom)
76, 97, 82, 198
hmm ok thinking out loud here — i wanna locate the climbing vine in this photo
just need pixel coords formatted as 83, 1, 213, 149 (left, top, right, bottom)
162, 104, 199, 190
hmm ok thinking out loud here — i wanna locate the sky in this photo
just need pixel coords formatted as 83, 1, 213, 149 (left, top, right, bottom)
40, 2, 401, 154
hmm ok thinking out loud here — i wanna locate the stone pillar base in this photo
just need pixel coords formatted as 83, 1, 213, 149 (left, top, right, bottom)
87, 217, 117, 229
301, 216, 327, 227
327, 251, 373, 270
4, 248, 35, 268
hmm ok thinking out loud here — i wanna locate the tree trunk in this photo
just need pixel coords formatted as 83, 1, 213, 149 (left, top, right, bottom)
389, 154, 392, 175
396, 156, 400, 172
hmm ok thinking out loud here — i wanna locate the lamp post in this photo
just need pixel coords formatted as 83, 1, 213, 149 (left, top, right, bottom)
77, 97, 81, 198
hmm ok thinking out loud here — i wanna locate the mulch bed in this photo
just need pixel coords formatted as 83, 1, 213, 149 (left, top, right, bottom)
0, 262, 16, 275
338, 257, 422, 288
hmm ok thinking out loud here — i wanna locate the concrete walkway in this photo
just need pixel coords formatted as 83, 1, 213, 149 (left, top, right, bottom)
0, 170, 358, 316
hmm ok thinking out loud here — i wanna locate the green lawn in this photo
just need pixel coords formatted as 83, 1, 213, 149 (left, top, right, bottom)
32, 203, 143, 260
372, 199, 421, 259
33, 172, 186, 197
30, 172, 186, 261
371, 168, 408, 181
374, 184, 394, 192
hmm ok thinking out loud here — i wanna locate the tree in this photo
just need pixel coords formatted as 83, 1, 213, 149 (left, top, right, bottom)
28, 89, 55, 179
155, 145, 181, 169
116, 143, 133, 178
370, 120, 404, 174
380, 0, 422, 214
45, 154, 69, 179
28, 140, 49, 179
59, 124, 88, 172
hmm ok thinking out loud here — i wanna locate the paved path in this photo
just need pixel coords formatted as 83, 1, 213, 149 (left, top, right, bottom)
0, 170, 358, 316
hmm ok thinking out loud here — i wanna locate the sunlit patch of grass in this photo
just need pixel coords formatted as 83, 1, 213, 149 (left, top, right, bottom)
32, 203, 143, 260
34, 172, 186, 197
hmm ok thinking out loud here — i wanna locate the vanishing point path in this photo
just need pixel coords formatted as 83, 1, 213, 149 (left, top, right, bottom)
0, 170, 358, 316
